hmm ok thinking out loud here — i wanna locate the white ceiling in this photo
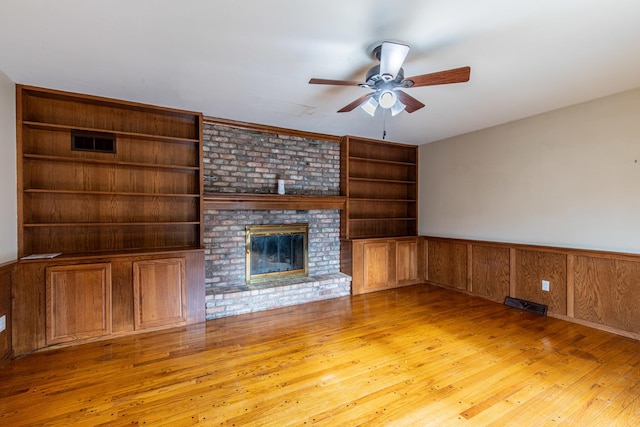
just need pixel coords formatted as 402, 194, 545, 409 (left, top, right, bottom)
2, 0, 640, 145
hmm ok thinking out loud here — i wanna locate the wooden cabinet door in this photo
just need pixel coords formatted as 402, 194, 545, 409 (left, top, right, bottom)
362, 241, 395, 293
397, 239, 419, 285
46, 263, 112, 345
133, 258, 187, 330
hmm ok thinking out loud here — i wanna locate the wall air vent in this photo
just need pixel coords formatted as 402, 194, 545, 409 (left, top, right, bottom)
71, 131, 116, 153
504, 297, 548, 316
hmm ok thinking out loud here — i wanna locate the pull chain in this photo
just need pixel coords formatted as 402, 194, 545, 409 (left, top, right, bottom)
382, 109, 387, 139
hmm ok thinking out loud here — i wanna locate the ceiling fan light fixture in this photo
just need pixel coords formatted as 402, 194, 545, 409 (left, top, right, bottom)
309, 40, 470, 116
360, 96, 378, 116
390, 100, 406, 116
378, 90, 397, 109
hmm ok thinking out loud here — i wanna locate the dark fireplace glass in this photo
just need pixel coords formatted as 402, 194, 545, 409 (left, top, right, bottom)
250, 233, 305, 275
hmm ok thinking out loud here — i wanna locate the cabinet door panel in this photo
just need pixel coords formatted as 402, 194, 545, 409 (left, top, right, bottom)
46, 263, 112, 345
362, 242, 394, 292
397, 240, 419, 284
133, 258, 187, 330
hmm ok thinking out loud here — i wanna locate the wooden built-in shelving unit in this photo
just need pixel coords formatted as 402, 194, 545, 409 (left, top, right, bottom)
341, 135, 418, 240
13, 85, 205, 356
340, 136, 421, 294
17, 85, 203, 258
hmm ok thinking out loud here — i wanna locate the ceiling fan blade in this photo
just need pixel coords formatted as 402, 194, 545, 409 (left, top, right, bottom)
338, 94, 371, 113
309, 78, 362, 86
395, 90, 425, 113
379, 41, 410, 80
404, 66, 471, 88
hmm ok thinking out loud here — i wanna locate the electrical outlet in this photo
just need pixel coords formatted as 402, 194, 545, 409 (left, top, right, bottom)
542, 280, 550, 292
0, 315, 6, 332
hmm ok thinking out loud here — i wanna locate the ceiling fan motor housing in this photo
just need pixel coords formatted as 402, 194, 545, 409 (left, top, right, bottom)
365, 65, 406, 88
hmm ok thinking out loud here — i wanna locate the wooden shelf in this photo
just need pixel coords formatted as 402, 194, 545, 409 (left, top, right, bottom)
24, 222, 200, 227
24, 154, 200, 172
23, 121, 200, 144
348, 156, 416, 166
18, 246, 205, 262
204, 193, 345, 211
24, 189, 200, 198
348, 218, 416, 222
350, 197, 416, 202
349, 177, 416, 184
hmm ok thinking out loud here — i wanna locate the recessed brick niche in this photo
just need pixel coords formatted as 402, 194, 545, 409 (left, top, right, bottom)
202, 121, 351, 319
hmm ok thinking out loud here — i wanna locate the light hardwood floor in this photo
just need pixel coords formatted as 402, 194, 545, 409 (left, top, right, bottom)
1, 283, 640, 426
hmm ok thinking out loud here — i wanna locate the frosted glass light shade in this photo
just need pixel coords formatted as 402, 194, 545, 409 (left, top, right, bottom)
360, 97, 378, 116
378, 90, 397, 109
390, 100, 406, 116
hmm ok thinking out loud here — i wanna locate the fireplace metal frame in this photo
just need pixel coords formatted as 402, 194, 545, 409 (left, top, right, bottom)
245, 223, 309, 284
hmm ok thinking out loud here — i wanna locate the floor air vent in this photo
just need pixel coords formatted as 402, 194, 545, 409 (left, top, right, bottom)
504, 297, 548, 316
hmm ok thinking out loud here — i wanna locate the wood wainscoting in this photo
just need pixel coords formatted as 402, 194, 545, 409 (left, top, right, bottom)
0, 261, 14, 363
423, 236, 640, 340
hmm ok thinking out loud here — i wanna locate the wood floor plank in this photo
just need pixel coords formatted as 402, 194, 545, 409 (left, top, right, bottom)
2, 283, 640, 426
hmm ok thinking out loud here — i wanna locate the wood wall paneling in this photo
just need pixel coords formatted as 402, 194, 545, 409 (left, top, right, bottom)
424, 236, 640, 339
13, 262, 47, 355
185, 250, 205, 325
574, 255, 640, 334
0, 264, 13, 362
422, 237, 428, 282
514, 249, 567, 315
509, 248, 516, 297
471, 245, 510, 302
566, 254, 575, 317
427, 240, 468, 290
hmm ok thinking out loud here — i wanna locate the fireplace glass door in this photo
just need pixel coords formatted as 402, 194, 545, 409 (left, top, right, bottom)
245, 224, 308, 284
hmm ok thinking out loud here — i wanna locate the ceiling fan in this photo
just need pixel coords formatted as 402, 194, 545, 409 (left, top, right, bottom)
309, 41, 470, 116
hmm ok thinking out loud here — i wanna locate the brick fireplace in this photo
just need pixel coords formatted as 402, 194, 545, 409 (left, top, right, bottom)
202, 121, 351, 319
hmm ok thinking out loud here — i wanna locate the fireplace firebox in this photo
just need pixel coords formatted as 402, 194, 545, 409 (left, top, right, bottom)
245, 224, 309, 284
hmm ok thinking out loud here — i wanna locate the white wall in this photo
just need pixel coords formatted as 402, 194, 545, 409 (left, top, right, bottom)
419, 88, 640, 254
0, 71, 17, 263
